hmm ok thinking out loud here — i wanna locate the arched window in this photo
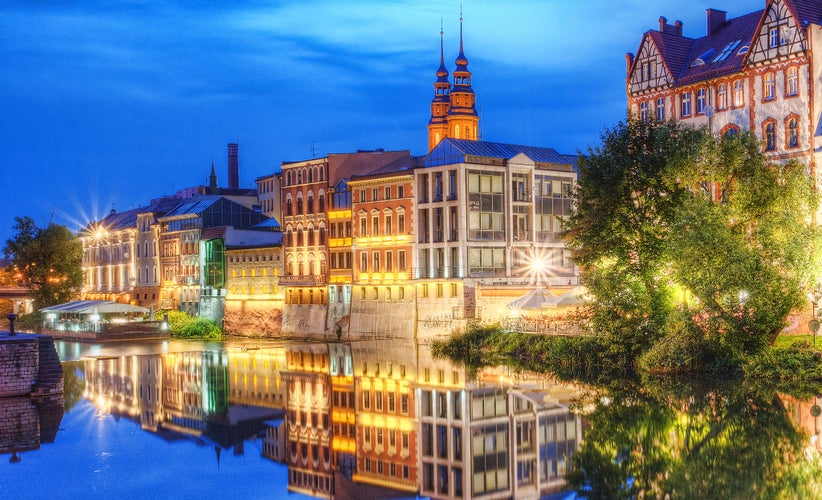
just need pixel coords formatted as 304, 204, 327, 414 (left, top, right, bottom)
763, 72, 775, 101
733, 80, 744, 107
680, 91, 691, 117
286, 197, 293, 216
307, 194, 314, 213
786, 67, 798, 96
308, 169, 313, 183
717, 83, 728, 110
319, 194, 325, 212
721, 124, 740, 138
763, 120, 776, 151
640, 101, 648, 122
656, 97, 665, 121
787, 116, 799, 148
696, 88, 706, 114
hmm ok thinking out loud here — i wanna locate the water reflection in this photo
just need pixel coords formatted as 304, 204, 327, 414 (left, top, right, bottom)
47, 339, 585, 499
565, 376, 822, 498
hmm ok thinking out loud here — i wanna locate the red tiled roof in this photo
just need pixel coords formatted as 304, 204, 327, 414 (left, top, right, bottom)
789, 0, 822, 26
647, 30, 694, 83
677, 10, 763, 85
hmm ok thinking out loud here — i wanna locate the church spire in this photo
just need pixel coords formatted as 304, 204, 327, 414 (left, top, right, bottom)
447, 8, 479, 142
209, 160, 218, 194
428, 19, 451, 151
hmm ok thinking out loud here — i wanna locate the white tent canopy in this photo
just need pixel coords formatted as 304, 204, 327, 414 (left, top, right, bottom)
507, 287, 587, 311
40, 300, 148, 315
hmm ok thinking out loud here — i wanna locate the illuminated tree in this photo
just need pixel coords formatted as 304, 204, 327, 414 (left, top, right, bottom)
566, 119, 820, 366
3, 216, 84, 311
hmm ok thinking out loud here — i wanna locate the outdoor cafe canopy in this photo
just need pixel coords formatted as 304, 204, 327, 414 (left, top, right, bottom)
40, 300, 149, 316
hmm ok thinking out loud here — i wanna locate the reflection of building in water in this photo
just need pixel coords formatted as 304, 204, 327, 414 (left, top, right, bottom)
283, 343, 334, 498
416, 346, 582, 499
329, 343, 356, 478
0, 395, 64, 462
352, 339, 419, 493
85, 349, 283, 461
84, 355, 141, 418
227, 347, 287, 409
162, 351, 229, 434
780, 394, 822, 455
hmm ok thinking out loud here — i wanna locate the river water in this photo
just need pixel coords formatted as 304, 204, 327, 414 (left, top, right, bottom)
1, 337, 820, 499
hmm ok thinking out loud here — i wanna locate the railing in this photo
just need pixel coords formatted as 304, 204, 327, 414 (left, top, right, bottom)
278, 274, 328, 286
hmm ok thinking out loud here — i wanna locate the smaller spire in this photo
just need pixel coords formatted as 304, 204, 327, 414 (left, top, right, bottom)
209, 160, 218, 194
455, 6, 469, 71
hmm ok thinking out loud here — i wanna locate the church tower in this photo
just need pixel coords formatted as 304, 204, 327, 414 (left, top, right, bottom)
446, 13, 478, 142
428, 22, 451, 151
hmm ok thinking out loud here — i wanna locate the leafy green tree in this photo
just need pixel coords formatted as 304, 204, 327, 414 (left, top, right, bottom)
566, 119, 820, 367
3, 216, 84, 310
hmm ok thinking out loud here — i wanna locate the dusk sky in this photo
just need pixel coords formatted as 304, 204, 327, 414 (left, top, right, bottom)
0, 0, 764, 245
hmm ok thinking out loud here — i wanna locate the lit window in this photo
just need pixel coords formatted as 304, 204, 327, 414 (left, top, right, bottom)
764, 73, 775, 100
786, 67, 798, 96
733, 80, 744, 107
770, 28, 779, 48
717, 83, 728, 110
640, 101, 648, 122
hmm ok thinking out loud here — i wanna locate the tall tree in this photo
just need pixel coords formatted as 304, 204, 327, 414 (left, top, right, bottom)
565, 119, 820, 362
3, 216, 84, 311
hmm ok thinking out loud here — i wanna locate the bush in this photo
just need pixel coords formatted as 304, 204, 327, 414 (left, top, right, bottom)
155, 310, 222, 340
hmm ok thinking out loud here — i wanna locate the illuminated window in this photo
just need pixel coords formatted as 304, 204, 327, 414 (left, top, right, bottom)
764, 73, 775, 100
733, 80, 744, 107
786, 67, 798, 96
717, 83, 728, 110
640, 101, 648, 122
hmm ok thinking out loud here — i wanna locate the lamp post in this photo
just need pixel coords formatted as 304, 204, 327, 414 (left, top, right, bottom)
7, 313, 17, 336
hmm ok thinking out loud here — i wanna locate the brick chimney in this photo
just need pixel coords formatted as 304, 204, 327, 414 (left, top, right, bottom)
707, 9, 726, 37
658, 16, 683, 36
227, 143, 239, 190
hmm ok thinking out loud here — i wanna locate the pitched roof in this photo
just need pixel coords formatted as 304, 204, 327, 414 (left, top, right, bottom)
328, 150, 412, 185
646, 30, 694, 82
160, 195, 222, 219
677, 10, 762, 85
790, 0, 822, 26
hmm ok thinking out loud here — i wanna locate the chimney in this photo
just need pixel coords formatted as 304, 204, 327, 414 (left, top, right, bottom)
658, 16, 683, 36
227, 143, 239, 190
706, 9, 726, 37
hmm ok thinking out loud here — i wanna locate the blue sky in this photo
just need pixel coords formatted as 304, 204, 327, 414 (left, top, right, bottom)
0, 0, 764, 244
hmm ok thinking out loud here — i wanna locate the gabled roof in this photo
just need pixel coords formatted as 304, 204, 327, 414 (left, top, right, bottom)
643, 30, 694, 82
425, 138, 576, 168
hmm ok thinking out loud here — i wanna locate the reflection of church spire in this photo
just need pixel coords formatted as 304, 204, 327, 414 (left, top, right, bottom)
215, 445, 222, 470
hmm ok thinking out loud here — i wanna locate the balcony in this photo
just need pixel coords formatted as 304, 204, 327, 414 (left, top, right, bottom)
279, 274, 328, 286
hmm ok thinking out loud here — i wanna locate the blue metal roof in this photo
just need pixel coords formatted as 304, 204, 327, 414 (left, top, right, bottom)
161, 195, 221, 218
425, 138, 576, 168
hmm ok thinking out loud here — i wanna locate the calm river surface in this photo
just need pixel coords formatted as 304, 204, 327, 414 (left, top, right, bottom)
2, 337, 821, 499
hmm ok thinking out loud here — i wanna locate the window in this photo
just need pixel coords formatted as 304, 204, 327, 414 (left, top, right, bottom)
770, 27, 779, 48
717, 83, 728, 110
373, 252, 380, 273
787, 116, 799, 148
385, 186, 391, 200
372, 188, 379, 201
372, 216, 379, 236
733, 80, 744, 107
359, 217, 367, 237
764, 120, 776, 151
360, 252, 368, 272
359, 189, 366, 202
398, 185, 404, 198
640, 101, 648, 122
696, 88, 706, 114
398, 250, 406, 270
385, 251, 393, 272
786, 67, 798, 96
398, 214, 406, 233
656, 97, 665, 121
400, 393, 409, 414
385, 215, 392, 234
363, 391, 370, 409
681, 92, 691, 117
764, 73, 775, 100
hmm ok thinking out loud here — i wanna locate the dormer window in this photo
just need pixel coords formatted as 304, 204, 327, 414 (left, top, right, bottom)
737, 44, 749, 55
712, 40, 741, 62
691, 49, 715, 67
